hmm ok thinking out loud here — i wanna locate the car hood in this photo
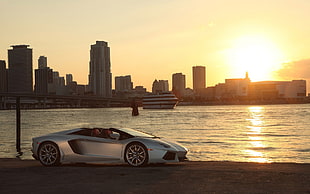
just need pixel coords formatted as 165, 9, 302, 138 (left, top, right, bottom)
160, 138, 188, 152
141, 137, 187, 152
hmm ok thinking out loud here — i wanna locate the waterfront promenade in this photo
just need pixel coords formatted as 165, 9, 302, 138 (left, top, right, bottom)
0, 159, 309, 193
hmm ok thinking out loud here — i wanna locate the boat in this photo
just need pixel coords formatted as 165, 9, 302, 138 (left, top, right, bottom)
142, 92, 179, 109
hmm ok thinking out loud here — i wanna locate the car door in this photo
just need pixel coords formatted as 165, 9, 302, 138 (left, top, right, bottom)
68, 135, 123, 161
79, 137, 123, 159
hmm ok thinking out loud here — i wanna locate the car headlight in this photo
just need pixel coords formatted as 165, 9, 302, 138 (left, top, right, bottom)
158, 142, 171, 148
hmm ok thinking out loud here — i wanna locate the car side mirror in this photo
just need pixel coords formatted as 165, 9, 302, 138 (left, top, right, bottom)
110, 133, 120, 140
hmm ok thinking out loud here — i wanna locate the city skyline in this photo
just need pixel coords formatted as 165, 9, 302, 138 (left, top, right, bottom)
0, 42, 307, 108
1, 1, 310, 92
0, 42, 308, 96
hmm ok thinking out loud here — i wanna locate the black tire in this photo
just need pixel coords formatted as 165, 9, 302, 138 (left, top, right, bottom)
125, 143, 148, 167
38, 142, 61, 166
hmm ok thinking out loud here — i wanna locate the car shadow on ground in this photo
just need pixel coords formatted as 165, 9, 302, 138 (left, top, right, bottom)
60, 161, 187, 168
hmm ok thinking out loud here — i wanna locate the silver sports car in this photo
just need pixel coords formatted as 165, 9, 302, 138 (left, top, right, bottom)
32, 127, 188, 167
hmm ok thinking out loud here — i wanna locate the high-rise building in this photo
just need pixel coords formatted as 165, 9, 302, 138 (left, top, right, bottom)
0, 60, 8, 92
115, 75, 133, 92
192, 66, 206, 91
53, 72, 65, 86
88, 41, 112, 97
8, 45, 33, 93
35, 68, 53, 94
35, 56, 53, 94
59, 77, 65, 86
66, 74, 73, 85
172, 73, 186, 97
50, 71, 66, 95
38, 56, 47, 69
152, 79, 169, 94
53, 72, 60, 86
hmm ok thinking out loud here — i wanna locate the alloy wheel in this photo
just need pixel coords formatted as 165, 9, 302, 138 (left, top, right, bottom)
125, 144, 148, 167
38, 142, 60, 166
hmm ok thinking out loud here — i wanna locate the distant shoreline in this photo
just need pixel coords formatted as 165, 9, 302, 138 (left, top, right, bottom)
1, 100, 309, 111
178, 100, 310, 106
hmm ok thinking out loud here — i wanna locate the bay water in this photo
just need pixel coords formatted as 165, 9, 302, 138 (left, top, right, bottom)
0, 104, 309, 163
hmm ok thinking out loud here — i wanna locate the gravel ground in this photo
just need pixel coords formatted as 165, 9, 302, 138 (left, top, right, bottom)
0, 158, 309, 194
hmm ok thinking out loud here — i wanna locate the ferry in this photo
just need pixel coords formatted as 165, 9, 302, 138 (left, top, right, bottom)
142, 92, 179, 109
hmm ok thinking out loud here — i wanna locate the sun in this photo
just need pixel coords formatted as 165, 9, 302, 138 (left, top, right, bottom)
226, 35, 284, 81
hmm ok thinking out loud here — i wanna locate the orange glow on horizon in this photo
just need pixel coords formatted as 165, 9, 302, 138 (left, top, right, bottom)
226, 35, 285, 82
1, 1, 310, 92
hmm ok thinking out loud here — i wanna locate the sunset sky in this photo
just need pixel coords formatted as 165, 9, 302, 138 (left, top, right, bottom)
1, 0, 310, 91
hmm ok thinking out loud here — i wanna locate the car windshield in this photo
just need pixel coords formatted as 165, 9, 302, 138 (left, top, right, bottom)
120, 128, 157, 138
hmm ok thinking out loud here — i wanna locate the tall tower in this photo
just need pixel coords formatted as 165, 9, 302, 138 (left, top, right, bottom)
66, 74, 73, 85
172, 73, 186, 97
0, 60, 8, 92
35, 68, 53, 94
8, 45, 33, 93
192, 66, 206, 91
38, 56, 47, 69
88, 41, 112, 97
34, 56, 53, 94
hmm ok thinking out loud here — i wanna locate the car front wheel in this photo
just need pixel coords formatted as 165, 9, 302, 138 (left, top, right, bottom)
38, 142, 60, 166
125, 143, 148, 167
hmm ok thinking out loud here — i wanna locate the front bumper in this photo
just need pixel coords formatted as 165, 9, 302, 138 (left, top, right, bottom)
162, 151, 188, 161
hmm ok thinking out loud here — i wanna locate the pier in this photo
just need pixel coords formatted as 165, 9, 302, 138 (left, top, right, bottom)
0, 93, 132, 154
0, 93, 131, 110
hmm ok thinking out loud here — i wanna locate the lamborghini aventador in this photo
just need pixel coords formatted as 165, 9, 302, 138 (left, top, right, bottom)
32, 127, 188, 167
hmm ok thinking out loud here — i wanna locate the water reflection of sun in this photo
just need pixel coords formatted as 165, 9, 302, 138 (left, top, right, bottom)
244, 107, 271, 163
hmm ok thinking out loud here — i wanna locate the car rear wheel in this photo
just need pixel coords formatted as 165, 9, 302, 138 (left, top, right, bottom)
38, 142, 60, 166
125, 143, 148, 167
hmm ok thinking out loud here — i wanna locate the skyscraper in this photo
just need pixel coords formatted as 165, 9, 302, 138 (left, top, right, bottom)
88, 41, 112, 97
34, 56, 53, 94
66, 74, 73, 85
192, 66, 206, 91
38, 56, 47, 69
152, 80, 169, 94
115, 75, 133, 92
53, 72, 65, 86
0, 60, 8, 92
172, 73, 186, 97
8, 45, 33, 93
35, 67, 53, 94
